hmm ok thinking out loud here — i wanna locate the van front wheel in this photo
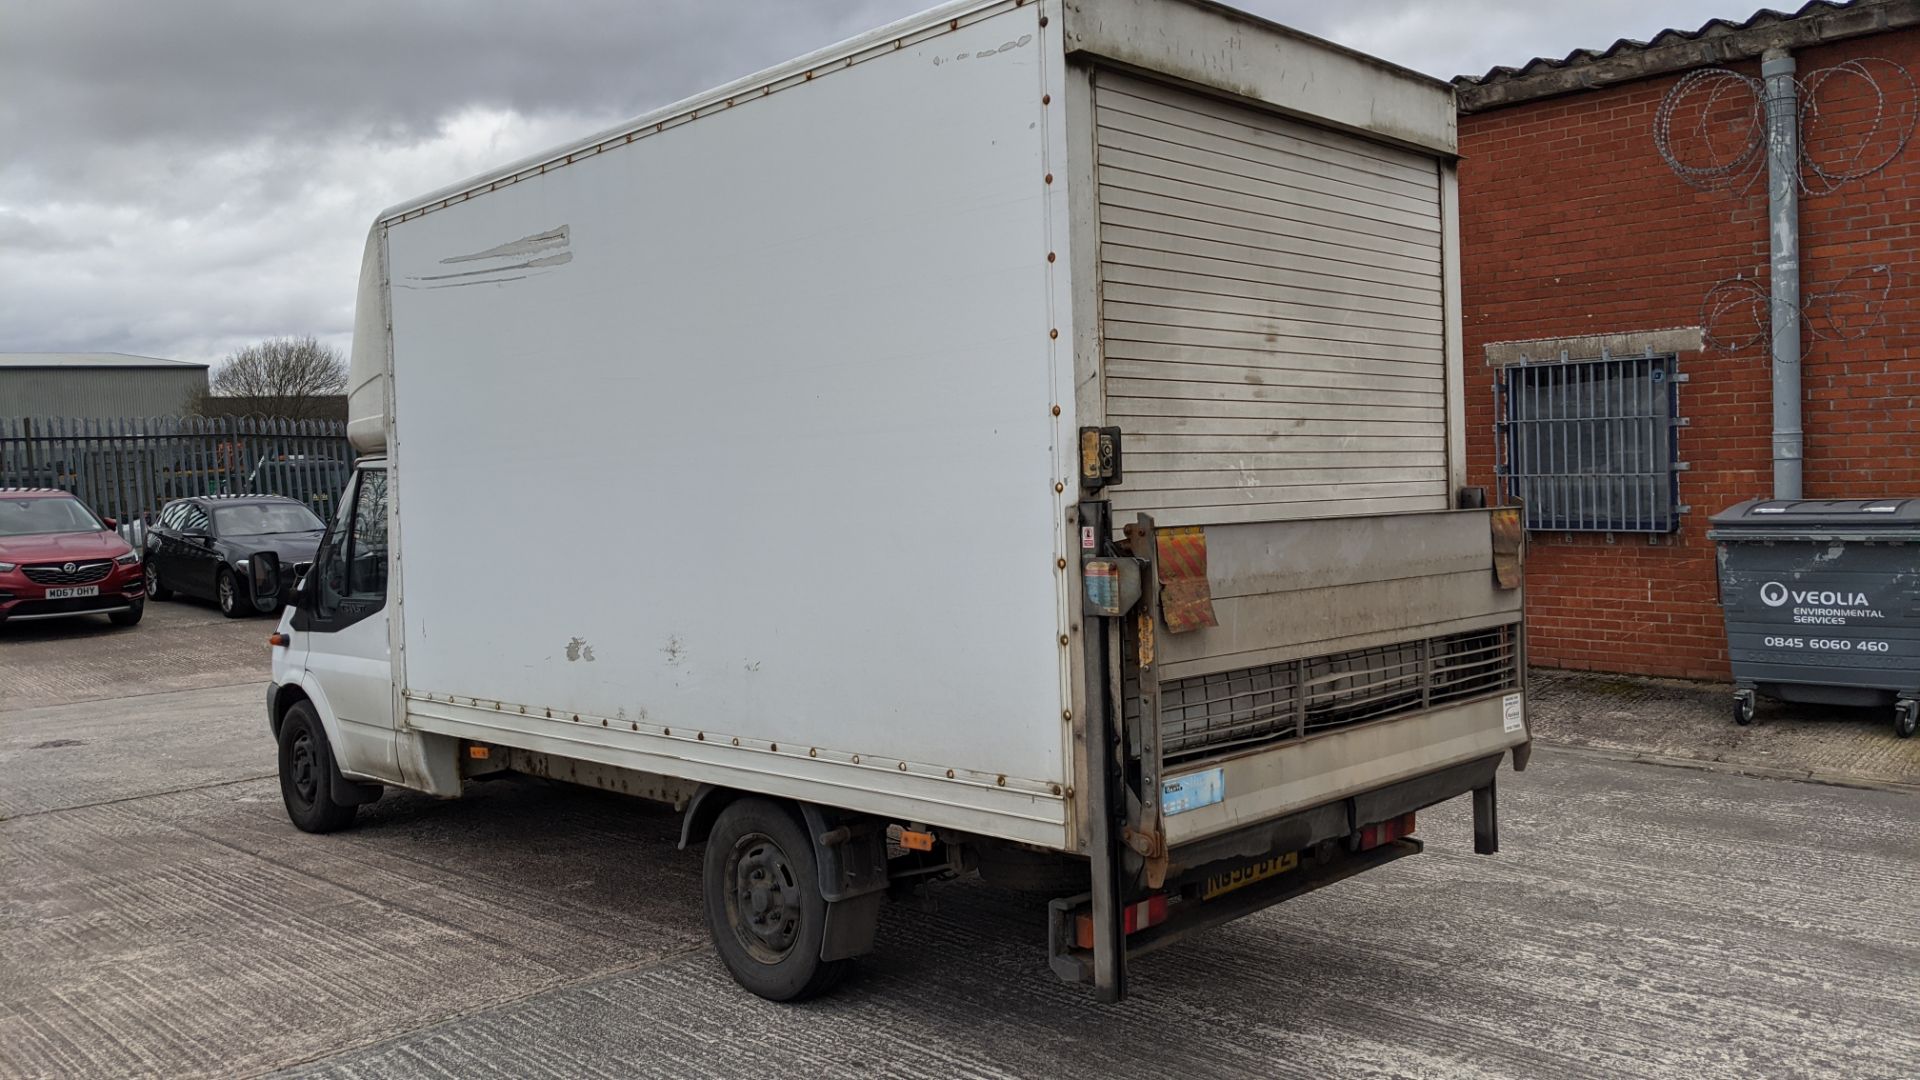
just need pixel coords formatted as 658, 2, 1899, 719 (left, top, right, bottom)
702, 798, 848, 1001
278, 702, 357, 833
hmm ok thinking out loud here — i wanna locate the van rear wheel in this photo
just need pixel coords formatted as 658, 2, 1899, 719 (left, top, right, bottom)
278, 702, 357, 833
702, 798, 848, 1001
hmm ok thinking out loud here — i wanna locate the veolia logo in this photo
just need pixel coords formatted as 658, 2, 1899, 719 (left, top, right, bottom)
1760, 581, 1872, 607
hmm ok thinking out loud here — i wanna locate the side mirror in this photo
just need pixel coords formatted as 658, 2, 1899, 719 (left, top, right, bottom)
249, 551, 282, 613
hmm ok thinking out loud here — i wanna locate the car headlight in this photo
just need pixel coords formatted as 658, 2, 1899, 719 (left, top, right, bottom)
0, 562, 15, 573
115, 551, 141, 566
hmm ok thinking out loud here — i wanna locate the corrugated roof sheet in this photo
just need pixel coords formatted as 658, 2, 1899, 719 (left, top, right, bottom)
0, 352, 207, 369
1456, 1, 1852, 87
1452, 0, 1920, 112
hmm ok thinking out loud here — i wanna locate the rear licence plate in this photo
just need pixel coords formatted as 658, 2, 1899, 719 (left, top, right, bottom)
46, 586, 100, 599
1202, 851, 1298, 900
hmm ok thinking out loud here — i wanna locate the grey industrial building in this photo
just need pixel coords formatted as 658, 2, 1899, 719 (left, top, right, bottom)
0, 352, 210, 419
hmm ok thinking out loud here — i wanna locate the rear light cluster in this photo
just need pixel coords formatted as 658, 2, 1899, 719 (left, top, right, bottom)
1074, 894, 1168, 950
1064, 813, 1418, 953
1358, 812, 1416, 851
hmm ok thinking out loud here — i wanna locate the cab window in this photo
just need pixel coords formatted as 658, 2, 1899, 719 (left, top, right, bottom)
312, 469, 387, 620
345, 471, 388, 599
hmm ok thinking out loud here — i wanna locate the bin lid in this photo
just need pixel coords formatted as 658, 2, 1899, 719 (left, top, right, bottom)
1710, 497, 1920, 535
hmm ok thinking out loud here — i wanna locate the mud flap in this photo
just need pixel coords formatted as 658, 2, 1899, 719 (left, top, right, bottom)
329, 759, 384, 806
798, 803, 889, 962
820, 892, 885, 961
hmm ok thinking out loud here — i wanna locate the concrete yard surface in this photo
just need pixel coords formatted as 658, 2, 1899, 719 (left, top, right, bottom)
1, 598, 273, 713
270, 749, 1920, 1080
2, 602, 1918, 1079
1529, 668, 1920, 791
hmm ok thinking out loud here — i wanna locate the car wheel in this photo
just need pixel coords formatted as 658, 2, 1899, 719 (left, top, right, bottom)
277, 702, 357, 833
702, 798, 850, 1002
217, 567, 247, 619
109, 599, 145, 627
145, 561, 172, 600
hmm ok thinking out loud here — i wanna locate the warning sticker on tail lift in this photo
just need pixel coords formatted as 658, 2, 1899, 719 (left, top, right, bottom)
1161, 768, 1225, 816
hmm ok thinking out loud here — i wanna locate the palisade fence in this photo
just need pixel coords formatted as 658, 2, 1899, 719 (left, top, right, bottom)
0, 416, 353, 539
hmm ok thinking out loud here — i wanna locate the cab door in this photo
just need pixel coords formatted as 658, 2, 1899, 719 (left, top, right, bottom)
290, 464, 399, 781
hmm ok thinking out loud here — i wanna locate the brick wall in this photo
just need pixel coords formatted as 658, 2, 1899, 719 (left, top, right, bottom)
1458, 29, 1920, 680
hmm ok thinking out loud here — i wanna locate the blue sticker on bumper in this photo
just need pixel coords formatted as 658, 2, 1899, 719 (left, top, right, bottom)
1161, 768, 1225, 816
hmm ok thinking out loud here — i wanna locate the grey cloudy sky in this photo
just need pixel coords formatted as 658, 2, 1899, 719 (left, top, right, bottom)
1, 0, 1747, 367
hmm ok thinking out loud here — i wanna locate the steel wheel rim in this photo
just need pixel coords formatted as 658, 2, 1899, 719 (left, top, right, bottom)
219, 573, 235, 612
289, 731, 317, 805
723, 832, 802, 963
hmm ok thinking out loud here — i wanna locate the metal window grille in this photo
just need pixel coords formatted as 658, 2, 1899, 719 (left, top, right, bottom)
1495, 353, 1685, 533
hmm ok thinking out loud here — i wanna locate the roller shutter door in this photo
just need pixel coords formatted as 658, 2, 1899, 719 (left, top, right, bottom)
1094, 71, 1450, 527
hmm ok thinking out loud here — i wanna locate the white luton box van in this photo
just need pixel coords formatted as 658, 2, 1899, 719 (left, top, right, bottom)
267, 0, 1531, 1001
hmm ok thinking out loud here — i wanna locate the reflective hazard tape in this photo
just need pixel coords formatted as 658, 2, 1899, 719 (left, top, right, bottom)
1124, 895, 1169, 933
1074, 893, 1170, 950
1155, 525, 1218, 633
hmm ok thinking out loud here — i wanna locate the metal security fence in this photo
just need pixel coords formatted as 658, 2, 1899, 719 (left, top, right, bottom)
1494, 353, 1689, 534
0, 416, 352, 535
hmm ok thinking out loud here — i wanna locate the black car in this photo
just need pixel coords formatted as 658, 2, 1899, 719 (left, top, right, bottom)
144, 495, 326, 618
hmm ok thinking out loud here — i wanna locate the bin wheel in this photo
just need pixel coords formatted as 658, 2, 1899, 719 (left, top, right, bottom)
1733, 691, 1756, 727
1896, 701, 1918, 740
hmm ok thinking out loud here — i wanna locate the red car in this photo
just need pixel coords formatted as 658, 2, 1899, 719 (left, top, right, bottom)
0, 488, 146, 627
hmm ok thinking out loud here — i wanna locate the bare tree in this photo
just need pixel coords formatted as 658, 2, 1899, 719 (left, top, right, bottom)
192, 336, 348, 421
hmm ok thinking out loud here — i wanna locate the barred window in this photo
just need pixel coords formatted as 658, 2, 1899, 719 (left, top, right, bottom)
1496, 354, 1684, 533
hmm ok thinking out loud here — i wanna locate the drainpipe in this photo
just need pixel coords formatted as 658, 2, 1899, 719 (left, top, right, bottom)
1763, 48, 1802, 500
